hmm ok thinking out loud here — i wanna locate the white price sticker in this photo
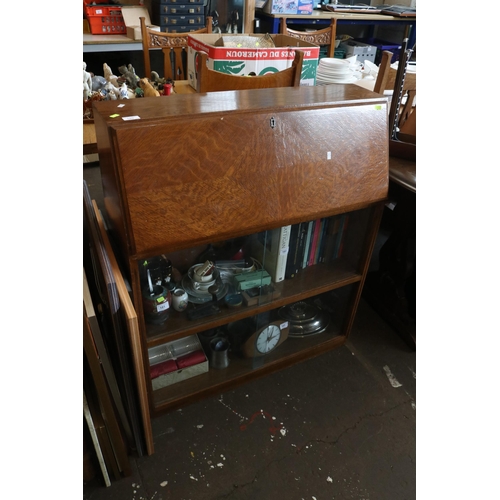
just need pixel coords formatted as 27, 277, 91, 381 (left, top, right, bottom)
157, 302, 170, 312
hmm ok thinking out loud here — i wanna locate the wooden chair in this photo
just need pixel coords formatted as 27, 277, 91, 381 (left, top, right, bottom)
280, 18, 337, 58
195, 49, 304, 93
140, 16, 212, 81
373, 50, 416, 136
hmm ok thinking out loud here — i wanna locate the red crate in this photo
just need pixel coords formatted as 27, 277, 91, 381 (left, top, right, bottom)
84, 1, 126, 34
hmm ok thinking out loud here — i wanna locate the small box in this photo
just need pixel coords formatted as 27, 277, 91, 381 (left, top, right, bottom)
149, 335, 208, 390
233, 269, 272, 291
263, 0, 314, 15
339, 39, 377, 64
187, 33, 320, 89
121, 6, 161, 40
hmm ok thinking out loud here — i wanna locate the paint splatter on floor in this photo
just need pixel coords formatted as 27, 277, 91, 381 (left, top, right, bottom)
383, 365, 402, 388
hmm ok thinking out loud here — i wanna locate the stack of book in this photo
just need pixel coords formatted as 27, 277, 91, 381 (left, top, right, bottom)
284, 214, 349, 280
250, 215, 349, 283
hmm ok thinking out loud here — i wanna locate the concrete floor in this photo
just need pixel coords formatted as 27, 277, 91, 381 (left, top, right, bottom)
83, 163, 416, 500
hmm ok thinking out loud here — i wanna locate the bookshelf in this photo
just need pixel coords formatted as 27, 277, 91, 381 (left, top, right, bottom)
93, 84, 388, 428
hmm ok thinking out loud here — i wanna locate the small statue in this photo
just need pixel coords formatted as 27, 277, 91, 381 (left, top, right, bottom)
118, 64, 140, 89
139, 78, 161, 97
92, 75, 107, 92
150, 71, 166, 87
103, 82, 118, 100
83, 62, 92, 101
118, 82, 130, 99
103, 63, 120, 87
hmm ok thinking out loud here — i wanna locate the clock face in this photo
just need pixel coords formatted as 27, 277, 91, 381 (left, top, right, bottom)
255, 324, 281, 354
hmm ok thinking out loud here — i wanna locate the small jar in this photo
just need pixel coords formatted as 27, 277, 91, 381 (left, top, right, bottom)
142, 285, 171, 325
172, 288, 189, 312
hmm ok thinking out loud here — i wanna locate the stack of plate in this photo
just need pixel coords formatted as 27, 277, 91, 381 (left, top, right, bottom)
316, 58, 358, 85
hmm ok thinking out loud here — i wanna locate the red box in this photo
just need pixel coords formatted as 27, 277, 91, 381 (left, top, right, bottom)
83, 1, 126, 35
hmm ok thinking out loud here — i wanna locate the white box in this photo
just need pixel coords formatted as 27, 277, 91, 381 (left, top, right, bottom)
187, 33, 320, 90
121, 6, 160, 41
339, 39, 377, 64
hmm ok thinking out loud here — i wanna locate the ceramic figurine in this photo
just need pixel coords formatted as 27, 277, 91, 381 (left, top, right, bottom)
83, 62, 92, 101
150, 71, 166, 86
103, 63, 120, 87
103, 82, 118, 100
118, 82, 130, 99
118, 64, 140, 89
92, 75, 107, 92
139, 78, 161, 97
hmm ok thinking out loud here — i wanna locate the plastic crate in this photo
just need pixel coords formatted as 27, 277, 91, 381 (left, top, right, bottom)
84, 2, 126, 34
355, 38, 402, 64
318, 47, 345, 60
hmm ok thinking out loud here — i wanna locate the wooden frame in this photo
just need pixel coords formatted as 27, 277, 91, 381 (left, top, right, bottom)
93, 200, 155, 456
280, 18, 337, 58
84, 181, 148, 456
195, 49, 303, 93
140, 16, 212, 80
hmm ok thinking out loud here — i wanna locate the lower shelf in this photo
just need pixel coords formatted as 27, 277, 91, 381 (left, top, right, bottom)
151, 287, 353, 415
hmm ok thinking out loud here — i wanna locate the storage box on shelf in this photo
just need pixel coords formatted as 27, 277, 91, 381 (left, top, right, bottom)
149, 335, 208, 390
93, 84, 389, 419
152, 0, 206, 32
187, 33, 320, 89
83, 0, 126, 35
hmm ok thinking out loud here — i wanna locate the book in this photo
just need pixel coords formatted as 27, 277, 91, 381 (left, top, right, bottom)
322, 216, 340, 263
337, 214, 349, 258
296, 222, 308, 271
285, 223, 302, 279
308, 219, 321, 267
332, 214, 347, 260
314, 218, 326, 264
302, 220, 314, 269
318, 217, 330, 263
252, 225, 292, 283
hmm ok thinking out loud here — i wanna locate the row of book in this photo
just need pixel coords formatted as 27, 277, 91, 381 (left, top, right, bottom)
251, 214, 349, 283
285, 215, 349, 280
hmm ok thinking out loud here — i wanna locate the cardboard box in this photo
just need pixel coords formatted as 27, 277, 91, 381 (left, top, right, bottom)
121, 6, 160, 40
149, 335, 208, 390
263, 0, 314, 15
187, 34, 320, 89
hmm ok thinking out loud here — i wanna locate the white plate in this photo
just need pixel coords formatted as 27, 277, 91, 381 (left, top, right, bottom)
317, 76, 358, 84
318, 68, 351, 75
319, 58, 351, 68
317, 68, 352, 77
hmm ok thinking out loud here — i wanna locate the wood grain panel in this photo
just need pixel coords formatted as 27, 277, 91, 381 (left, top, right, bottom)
116, 105, 387, 256
94, 85, 389, 257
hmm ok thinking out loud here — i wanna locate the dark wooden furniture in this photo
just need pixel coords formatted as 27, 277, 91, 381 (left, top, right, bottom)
363, 155, 415, 349
279, 18, 337, 58
140, 16, 212, 81
373, 50, 416, 135
93, 85, 389, 422
195, 49, 303, 93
